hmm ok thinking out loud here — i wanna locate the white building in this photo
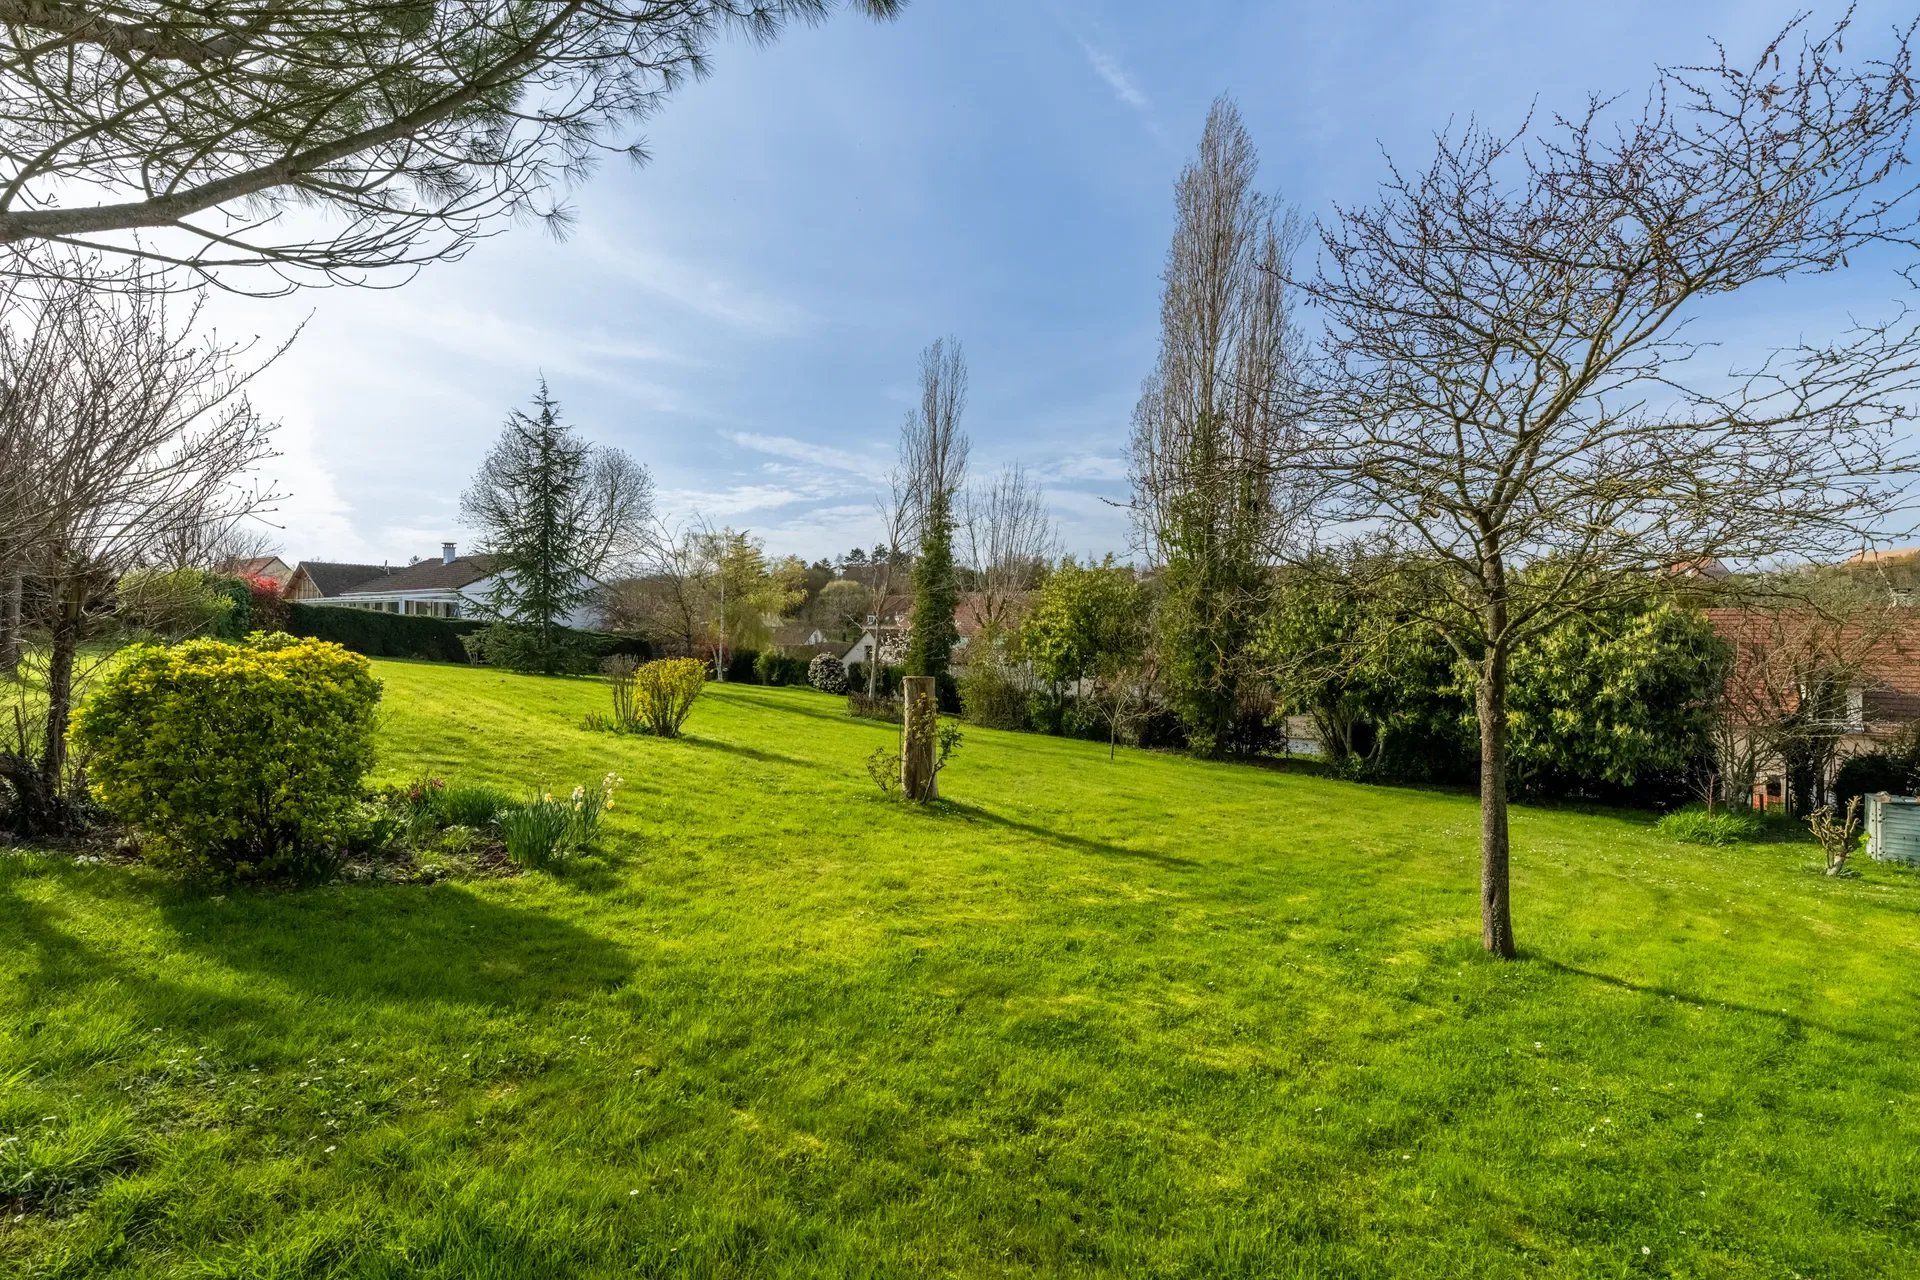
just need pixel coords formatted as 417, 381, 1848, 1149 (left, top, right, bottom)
289, 543, 600, 628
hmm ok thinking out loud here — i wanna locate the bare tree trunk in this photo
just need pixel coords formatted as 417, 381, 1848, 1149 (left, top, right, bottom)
39, 576, 82, 794
1477, 644, 1516, 959
0, 569, 20, 677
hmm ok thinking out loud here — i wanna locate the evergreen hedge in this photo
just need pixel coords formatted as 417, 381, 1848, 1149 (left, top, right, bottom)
284, 602, 481, 663
284, 602, 650, 667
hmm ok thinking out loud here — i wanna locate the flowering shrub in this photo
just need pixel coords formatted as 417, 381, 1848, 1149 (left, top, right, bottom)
243, 573, 289, 633
70, 633, 381, 879
631, 658, 706, 737
808, 653, 848, 695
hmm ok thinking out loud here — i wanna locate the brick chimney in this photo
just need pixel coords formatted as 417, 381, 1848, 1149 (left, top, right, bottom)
442, 541, 456, 565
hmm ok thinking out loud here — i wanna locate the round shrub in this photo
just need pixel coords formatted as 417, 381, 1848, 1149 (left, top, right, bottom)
808, 652, 848, 695
71, 633, 381, 878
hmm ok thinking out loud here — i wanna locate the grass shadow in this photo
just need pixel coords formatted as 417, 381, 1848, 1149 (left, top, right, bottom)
939, 800, 1201, 870
1530, 954, 1885, 1047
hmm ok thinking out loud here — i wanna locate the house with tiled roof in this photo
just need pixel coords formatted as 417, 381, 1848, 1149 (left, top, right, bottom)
283, 560, 394, 602
288, 543, 602, 626
1704, 606, 1920, 808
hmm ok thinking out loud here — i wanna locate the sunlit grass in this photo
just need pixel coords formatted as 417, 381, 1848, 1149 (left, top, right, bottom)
4, 660, 1919, 1277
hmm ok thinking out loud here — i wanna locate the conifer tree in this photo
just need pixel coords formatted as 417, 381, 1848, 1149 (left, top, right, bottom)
461, 380, 653, 673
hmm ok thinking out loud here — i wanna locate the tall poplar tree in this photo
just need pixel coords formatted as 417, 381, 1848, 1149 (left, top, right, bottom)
900, 338, 969, 680
1128, 98, 1303, 756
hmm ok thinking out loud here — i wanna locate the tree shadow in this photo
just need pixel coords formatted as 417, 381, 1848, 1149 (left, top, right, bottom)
937, 800, 1201, 870
150, 879, 636, 1007
747, 694, 879, 728
1528, 954, 1885, 1047
679, 734, 823, 772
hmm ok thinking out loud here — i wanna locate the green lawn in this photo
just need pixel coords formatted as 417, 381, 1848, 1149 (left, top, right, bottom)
5, 661, 1920, 1278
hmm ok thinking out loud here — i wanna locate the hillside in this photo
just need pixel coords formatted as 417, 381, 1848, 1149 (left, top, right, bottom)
5, 661, 1919, 1277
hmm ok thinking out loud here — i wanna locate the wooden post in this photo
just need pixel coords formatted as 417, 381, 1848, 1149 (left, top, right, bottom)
901, 675, 937, 802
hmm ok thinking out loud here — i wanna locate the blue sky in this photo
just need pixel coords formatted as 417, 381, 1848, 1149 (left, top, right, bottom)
224, 0, 1920, 566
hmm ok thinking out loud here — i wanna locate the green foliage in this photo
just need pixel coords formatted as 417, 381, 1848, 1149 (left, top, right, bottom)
846, 662, 904, 699
906, 489, 959, 678
498, 773, 619, 869
753, 651, 808, 686
113, 568, 236, 640
1834, 726, 1920, 811
1505, 602, 1728, 797
438, 783, 513, 828
465, 621, 594, 674
700, 530, 806, 655
1266, 570, 1727, 800
1835, 751, 1915, 812
865, 722, 962, 801
865, 747, 900, 796
1020, 556, 1144, 689
462, 381, 598, 673
498, 796, 573, 869
1154, 474, 1270, 757
10, 665, 1920, 1275
1655, 805, 1764, 847
69, 634, 381, 879
1263, 569, 1467, 781
204, 575, 254, 640
957, 661, 1031, 730
284, 600, 478, 662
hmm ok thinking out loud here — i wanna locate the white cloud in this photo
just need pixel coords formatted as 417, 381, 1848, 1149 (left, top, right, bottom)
725, 431, 893, 482
577, 230, 814, 335
1077, 37, 1150, 114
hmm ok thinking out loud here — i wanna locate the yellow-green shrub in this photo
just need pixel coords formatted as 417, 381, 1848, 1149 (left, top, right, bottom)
70, 633, 381, 878
631, 657, 706, 737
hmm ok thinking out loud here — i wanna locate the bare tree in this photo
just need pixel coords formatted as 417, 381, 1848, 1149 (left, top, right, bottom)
859, 467, 918, 696
963, 462, 1056, 648
1700, 579, 1906, 815
602, 515, 712, 656
1128, 96, 1306, 755
1288, 12, 1920, 956
0, 2, 902, 289
0, 263, 280, 832
901, 336, 969, 679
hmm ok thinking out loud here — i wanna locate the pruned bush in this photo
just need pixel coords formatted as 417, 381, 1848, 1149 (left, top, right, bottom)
847, 691, 902, 723
754, 651, 808, 686
957, 661, 1030, 730
632, 657, 706, 737
1655, 805, 1763, 847
285, 600, 478, 662
71, 634, 381, 879
808, 652, 848, 694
